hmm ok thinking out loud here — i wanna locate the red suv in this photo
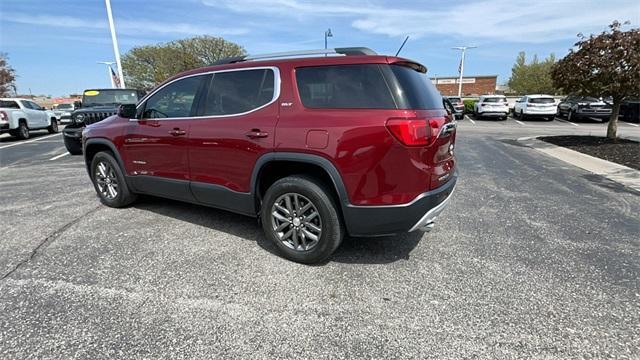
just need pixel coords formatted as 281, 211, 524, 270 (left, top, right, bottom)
82, 47, 457, 263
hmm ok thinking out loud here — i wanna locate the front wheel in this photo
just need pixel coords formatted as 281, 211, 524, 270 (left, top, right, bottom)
261, 176, 344, 264
47, 119, 59, 133
63, 136, 82, 155
90, 151, 137, 207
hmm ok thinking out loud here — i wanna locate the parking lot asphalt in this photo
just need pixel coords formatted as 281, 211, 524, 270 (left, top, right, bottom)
1, 119, 639, 359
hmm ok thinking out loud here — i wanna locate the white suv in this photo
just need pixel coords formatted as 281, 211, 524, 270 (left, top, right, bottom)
474, 95, 508, 120
513, 95, 557, 121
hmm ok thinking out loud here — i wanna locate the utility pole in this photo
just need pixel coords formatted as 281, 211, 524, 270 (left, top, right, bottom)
324, 28, 333, 49
452, 46, 477, 97
105, 0, 125, 88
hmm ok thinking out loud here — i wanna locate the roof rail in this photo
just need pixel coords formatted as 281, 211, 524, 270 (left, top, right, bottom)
211, 47, 377, 66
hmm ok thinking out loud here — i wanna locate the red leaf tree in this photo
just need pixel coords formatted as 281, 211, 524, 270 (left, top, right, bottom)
552, 21, 640, 139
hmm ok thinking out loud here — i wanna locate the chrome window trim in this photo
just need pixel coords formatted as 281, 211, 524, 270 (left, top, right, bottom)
132, 66, 281, 121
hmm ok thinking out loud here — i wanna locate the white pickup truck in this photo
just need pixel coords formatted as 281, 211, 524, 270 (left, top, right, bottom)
0, 98, 59, 139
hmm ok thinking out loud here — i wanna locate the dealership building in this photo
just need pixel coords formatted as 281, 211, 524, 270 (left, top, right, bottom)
430, 75, 498, 96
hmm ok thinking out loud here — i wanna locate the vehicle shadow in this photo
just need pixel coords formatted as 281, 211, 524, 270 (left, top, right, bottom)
0, 130, 55, 144
132, 195, 422, 265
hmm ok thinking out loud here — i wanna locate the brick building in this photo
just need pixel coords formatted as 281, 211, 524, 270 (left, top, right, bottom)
430, 75, 498, 96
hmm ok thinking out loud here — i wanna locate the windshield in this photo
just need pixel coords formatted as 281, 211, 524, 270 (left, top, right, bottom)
483, 97, 506, 103
82, 90, 140, 106
580, 97, 600, 102
530, 98, 555, 104
57, 103, 73, 109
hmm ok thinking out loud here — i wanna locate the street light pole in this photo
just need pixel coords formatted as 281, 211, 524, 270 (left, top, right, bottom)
105, 0, 125, 88
452, 46, 477, 97
324, 28, 333, 50
97, 61, 116, 88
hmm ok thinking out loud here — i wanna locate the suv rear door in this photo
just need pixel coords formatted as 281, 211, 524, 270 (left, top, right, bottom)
122, 74, 205, 202
187, 67, 280, 214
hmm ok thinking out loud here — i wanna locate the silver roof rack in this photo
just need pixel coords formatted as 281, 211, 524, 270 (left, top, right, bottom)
211, 47, 377, 65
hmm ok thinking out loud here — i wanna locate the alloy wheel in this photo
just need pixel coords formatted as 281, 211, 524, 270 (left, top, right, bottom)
95, 161, 119, 200
271, 193, 322, 251
20, 124, 28, 138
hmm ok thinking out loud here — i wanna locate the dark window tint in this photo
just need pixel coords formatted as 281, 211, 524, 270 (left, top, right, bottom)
482, 97, 506, 103
580, 97, 600, 102
296, 64, 396, 109
389, 65, 443, 109
529, 97, 555, 104
0, 100, 20, 109
203, 69, 275, 116
143, 76, 202, 118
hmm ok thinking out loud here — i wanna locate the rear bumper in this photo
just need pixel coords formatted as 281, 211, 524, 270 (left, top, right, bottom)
478, 111, 508, 117
342, 171, 457, 236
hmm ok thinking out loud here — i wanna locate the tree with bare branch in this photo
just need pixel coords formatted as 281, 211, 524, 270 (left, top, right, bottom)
0, 53, 17, 97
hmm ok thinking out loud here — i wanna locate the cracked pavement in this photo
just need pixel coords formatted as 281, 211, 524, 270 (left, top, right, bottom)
0, 122, 639, 359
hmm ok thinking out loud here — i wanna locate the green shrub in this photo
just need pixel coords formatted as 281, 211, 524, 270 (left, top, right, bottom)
463, 99, 478, 114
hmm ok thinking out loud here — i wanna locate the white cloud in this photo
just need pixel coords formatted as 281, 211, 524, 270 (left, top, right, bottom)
202, 0, 640, 43
1, 12, 249, 36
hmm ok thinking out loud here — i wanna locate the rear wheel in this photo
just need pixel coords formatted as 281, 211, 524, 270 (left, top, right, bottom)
261, 175, 344, 264
47, 118, 59, 133
520, 110, 527, 121
90, 151, 137, 207
13, 121, 29, 139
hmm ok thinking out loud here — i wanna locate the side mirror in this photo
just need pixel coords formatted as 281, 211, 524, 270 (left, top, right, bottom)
118, 104, 137, 118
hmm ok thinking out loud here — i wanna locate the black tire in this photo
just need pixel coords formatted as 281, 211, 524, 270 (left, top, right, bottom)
47, 118, 59, 133
90, 151, 137, 208
15, 121, 29, 140
520, 110, 527, 121
261, 175, 344, 264
64, 136, 83, 155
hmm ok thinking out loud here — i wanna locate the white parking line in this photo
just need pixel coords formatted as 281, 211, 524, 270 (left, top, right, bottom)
556, 118, 579, 127
0, 133, 62, 149
514, 119, 525, 126
623, 122, 639, 127
464, 115, 476, 124
49, 152, 70, 161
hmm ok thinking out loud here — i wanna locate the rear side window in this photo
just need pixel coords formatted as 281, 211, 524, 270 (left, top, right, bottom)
0, 100, 19, 109
203, 69, 275, 116
529, 97, 555, 104
389, 65, 443, 110
143, 75, 203, 118
483, 97, 506, 103
296, 64, 396, 109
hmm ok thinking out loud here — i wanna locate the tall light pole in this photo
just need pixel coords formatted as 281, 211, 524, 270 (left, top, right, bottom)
324, 28, 333, 49
97, 61, 116, 88
452, 46, 477, 97
105, 0, 125, 88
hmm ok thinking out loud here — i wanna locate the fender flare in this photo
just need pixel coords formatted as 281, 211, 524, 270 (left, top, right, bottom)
251, 152, 351, 207
83, 138, 127, 178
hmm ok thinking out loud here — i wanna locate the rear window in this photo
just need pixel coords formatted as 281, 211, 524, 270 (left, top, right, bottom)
0, 100, 19, 109
296, 64, 396, 109
483, 97, 507, 103
389, 65, 443, 109
529, 97, 555, 104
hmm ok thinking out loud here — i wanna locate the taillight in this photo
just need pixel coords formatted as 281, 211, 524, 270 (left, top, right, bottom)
0, 111, 7, 122
386, 117, 447, 146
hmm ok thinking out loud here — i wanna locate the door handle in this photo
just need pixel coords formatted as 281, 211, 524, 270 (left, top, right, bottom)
169, 128, 186, 136
245, 129, 269, 139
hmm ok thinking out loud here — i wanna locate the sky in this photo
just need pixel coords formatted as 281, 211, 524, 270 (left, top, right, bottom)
0, 0, 638, 97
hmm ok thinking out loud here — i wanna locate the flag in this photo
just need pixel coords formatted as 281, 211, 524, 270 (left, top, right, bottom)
110, 65, 121, 88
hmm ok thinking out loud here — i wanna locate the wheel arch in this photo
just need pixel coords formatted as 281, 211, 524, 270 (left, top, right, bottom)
84, 138, 126, 177
251, 153, 350, 214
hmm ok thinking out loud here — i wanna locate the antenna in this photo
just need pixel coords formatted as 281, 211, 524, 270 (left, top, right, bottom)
395, 36, 410, 56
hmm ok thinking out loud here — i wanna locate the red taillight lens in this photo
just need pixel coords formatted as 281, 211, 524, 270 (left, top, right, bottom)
0, 111, 7, 121
386, 117, 448, 146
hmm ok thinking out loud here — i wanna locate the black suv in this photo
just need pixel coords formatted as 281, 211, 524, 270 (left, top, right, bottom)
557, 96, 612, 122
63, 88, 144, 154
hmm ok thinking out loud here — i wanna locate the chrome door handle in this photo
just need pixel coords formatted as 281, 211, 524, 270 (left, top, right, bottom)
245, 129, 269, 138
169, 128, 186, 136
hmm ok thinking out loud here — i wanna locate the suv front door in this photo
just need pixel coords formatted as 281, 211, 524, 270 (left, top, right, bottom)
187, 67, 280, 214
122, 74, 206, 202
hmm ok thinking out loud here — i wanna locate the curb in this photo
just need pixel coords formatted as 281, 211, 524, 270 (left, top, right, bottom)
517, 136, 640, 192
